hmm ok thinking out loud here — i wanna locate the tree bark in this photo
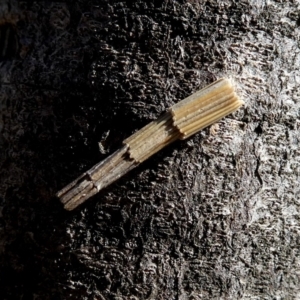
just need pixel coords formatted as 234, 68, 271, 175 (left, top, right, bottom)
0, 0, 299, 299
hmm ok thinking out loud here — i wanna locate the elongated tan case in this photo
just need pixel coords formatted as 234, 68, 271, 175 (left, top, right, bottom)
57, 78, 244, 210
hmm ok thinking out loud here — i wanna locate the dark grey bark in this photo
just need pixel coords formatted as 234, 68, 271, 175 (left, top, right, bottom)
0, 0, 299, 299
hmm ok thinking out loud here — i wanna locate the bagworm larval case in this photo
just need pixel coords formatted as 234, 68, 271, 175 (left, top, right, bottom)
57, 78, 244, 210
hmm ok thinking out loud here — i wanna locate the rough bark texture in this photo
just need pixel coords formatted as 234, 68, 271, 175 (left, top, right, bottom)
1, 0, 300, 299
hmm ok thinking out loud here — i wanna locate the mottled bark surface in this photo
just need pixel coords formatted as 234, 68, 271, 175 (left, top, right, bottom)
1, 0, 300, 299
